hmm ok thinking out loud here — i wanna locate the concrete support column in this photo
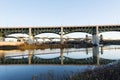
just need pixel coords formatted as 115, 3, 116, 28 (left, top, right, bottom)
93, 46, 100, 65
92, 26, 99, 46
29, 28, 33, 39
60, 26, 64, 44
28, 28, 34, 44
60, 48, 64, 65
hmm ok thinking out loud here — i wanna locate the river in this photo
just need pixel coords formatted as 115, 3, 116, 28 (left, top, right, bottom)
0, 45, 120, 80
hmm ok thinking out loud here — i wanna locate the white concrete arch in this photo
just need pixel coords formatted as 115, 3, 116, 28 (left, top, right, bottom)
34, 33, 60, 42
5, 33, 29, 42
99, 31, 120, 40
63, 32, 92, 38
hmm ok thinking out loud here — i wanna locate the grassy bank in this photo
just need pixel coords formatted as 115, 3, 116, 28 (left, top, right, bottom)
17, 42, 93, 50
18, 43, 70, 50
72, 61, 120, 80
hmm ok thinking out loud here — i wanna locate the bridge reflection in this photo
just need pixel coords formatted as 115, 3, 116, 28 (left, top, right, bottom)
0, 46, 118, 65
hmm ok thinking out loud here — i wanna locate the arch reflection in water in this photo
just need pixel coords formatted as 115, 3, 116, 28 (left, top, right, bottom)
0, 48, 99, 65
0, 45, 119, 65
64, 48, 92, 59
100, 45, 120, 60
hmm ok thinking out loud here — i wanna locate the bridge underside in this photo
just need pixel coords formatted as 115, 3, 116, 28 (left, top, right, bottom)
0, 25, 120, 36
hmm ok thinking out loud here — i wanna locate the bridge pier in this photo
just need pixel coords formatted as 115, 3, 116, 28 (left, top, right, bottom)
28, 28, 34, 44
60, 26, 64, 44
92, 26, 99, 46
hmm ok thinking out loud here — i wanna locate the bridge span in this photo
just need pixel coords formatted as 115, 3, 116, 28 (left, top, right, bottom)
0, 25, 120, 45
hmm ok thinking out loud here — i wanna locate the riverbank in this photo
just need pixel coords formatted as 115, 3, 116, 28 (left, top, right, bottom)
0, 46, 18, 50
71, 60, 120, 80
0, 41, 93, 50
18, 42, 93, 50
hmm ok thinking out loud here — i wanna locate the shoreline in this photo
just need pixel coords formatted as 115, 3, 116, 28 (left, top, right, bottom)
72, 60, 120, 80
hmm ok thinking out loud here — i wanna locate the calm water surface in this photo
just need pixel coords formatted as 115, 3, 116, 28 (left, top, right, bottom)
0, 45, 120, 80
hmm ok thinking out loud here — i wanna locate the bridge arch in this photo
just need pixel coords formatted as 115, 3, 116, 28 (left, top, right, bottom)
5, 33, 29, 42
35, 33, 60, 37
99, 31, 120, 40
34, 33, 60, 42
64, 51, 92, 59
7, 33, 29, 37
63, 32, 92, 38
35, 54, 60, 59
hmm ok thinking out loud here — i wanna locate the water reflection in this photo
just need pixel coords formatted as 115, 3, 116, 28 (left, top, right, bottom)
28, 50, 33, 64
60, 48, 64, 65
0, 65, 94, 80
0, 45, 120, 65
100, 46, 103, 54
0, 45, 120, 80
93, 46, 99, 65
64, 48, 92, 59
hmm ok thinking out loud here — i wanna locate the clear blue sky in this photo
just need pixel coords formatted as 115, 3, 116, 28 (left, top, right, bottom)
0, 0, 120, 26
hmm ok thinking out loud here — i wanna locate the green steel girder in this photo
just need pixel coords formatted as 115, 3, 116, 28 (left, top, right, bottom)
99, 26, 120, 33
32, 28, 61, 36
63, 26, 95, 34
0, 28, 29, 36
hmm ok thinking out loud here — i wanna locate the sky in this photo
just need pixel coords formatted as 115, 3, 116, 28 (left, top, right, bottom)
0, 0, 120, 26
0, 0, 120, 40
